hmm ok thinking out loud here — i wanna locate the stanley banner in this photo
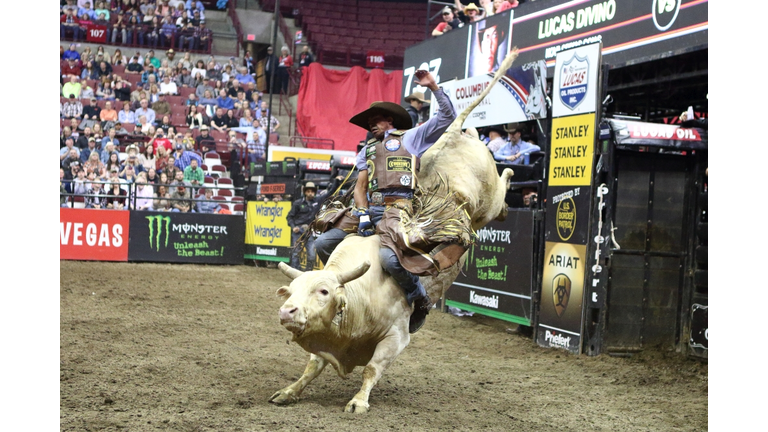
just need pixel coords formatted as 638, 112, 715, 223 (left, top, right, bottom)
128, 212, 245, 264
244, 201, 292, 262
446, 210, 534, 325
538, 42, 601, 354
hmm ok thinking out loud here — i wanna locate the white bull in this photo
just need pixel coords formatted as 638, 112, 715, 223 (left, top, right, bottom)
270, 48, 520, 412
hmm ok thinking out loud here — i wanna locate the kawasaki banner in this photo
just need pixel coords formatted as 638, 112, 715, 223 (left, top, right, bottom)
244, 201, 292, 262
446, 210, 535, 325
128, 212, 245, 264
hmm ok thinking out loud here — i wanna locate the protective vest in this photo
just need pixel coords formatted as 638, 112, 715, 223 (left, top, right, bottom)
365, 131, 419, 192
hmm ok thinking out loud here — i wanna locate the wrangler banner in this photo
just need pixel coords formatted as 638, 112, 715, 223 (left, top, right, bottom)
60, 208, 129, 262
244, 201, 292, 262
446, 210, 535, 325
128, 212, 245, 264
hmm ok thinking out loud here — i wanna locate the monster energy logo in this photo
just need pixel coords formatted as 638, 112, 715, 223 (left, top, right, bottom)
146, 215, 171, 251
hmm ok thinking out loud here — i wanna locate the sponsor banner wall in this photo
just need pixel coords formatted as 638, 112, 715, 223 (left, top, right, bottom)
552, 43, 601, 117
548, 113, 596, 186
244, 201, 292, 262
60, 208, 129, 261
128, 212, 244, 264
446, 210, 534, 325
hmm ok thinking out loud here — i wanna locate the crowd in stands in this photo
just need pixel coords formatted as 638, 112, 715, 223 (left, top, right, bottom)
60, 0, 213, 52
60, 42, 284, 213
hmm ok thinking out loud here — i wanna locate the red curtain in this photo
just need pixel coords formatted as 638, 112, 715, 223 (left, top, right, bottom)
297, 63, 403, 152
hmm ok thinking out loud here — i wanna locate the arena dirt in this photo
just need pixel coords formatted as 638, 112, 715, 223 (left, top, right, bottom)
61, 261, 707, 431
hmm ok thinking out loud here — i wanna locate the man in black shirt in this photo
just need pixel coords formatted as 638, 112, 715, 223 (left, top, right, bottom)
126, 56, 144, 74
286, 182, 321, 270
195, 125, 216, 153
82, 98, 101, 124
211, 107, 228, 132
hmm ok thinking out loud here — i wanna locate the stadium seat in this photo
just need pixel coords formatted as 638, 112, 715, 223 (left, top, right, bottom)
72, 196, 86, 209
179, 87, 195, 98
231, 196, 244, 204
210, 164, 227, 179
233, 203, 244, 215
122, 123, 135, 133
112, 65, 126, 75
217, 177, 233, 188
204, 175, 215, 185
204, 151, 220, 167
216, 188, 233, 200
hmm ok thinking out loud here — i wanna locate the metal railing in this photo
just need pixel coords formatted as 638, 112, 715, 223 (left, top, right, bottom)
228, 0, 244, 57
60, 25, 213, 54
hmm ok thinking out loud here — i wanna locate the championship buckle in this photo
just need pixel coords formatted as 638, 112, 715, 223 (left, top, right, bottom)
370, 192, 384, 206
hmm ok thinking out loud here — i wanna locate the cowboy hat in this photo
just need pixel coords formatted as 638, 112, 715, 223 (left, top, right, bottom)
464, 3, 480, 13
504, 122, 523, 134
405, 91, 430, 104
303, 181, 317, 191
349, 101, 412, 131
485, 125, 507, 137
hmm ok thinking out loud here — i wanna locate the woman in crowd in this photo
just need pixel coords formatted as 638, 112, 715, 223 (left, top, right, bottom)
187, 102, 207, 129
137, 115, 152, 135
140, 145, 156, 172
61, 127, 73, 146
85, 180, 106, 209
105, 152, 121, 175
112, 49, 125, 66
157, 171, 169, 188
158, 59, 172, 80
81, 61, 96, 81
84, 151, 105, 178
145, 15, 161, 48
199, 89, 217, 117
118, 101, 135, 124
239, 109, 255, 128
132, 172, 154, 210
80, 84, 95, 100
158, 115, 172, 134
91, 122, 104, 137
121, 164, 138, 183
277, 46, 294, 95
125, 10, 143, 45
191, 60, 206, 79
148, 84, 160, 103
155, 147, 169, 174
105, 179, 128, 210
153, 184, 171, 211
166, 126, 177, 139
226, 109, 239, 129
146, 167, 160, 185
111, 12, 127, 44
94, 2, 111, 21
96, 78, 115, 100
165, 156, 180, 180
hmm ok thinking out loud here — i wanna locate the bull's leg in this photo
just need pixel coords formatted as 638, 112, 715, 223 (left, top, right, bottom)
269, 353, 328, 405
345, 330, 409, 413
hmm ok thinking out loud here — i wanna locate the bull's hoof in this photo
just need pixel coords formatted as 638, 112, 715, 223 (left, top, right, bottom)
344, 399, 369, 413
268, 390, 298, 405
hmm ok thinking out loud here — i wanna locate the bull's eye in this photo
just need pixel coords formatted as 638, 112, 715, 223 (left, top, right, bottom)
320, 289, 329, 296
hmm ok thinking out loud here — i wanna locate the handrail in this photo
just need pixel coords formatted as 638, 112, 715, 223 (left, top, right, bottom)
228, 0, 244, 57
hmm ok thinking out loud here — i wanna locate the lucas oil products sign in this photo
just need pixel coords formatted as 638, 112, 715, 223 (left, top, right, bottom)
552, 42, 601, 117
128, 212, 245, 264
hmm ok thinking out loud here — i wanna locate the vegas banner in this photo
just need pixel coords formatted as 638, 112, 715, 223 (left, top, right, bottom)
128, 212, 245, 264
538, 42, 601, 354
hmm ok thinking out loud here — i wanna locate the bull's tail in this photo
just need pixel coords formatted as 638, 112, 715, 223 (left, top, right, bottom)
447, 47, 519, 135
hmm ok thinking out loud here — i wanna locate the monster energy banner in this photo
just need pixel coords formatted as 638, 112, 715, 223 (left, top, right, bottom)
446, 210, 535, 325
128, 212, 245, 264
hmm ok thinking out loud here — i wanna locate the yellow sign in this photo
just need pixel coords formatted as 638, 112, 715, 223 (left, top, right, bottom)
541, 242, 586, 328
245, 201, 292, 248
268, 145, 356, 163
548, 113, 595, 186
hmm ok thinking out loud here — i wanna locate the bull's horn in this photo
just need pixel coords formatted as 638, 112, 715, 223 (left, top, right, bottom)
278, 262, 304, 280
336, 261, 371, 285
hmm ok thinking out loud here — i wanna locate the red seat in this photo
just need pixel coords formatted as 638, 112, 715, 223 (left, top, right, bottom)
203, 175, 215, 184
216, 188, 233, 199
233, 203, 244, 214
113, 65, 126, 75
210, 164, 227, 178
231, 196, 244, 203
171, 105, 186, 116
122, 123, 135, 133
179, 87, 195, 98
269, 133, 279, 144
217, 177, 233, 186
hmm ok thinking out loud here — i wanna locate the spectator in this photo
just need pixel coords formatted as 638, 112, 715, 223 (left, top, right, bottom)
139, 145, 156, 172
100, 141, 118, 165
495, 0, 518, 14
158, 115, 173, 134
175, 9, 190, 28
62, 76, 83, 98
177, 21, 196, 50
211, 107, 228, 132
154, 146, 169, 173
61, 8, 83, 40
94, 61, 113, 81
80, 136, 100, 162
113, 122, 130, 135
227, 79, 243, 98
72, 167, 89, 199
83, 149, 105, 178
493, 123, 541, 164
160, 16, 177, 47
62, 150, 82, 180
216, 89, 235, 110
104, 152, 122, 174
287, 182, 321, 270
196, 188, 217, 213
114, 79, 132, 102
245, 120, 267, 163
171, 143, 196, 171
432, 6, 463, 37
277, 46, 293, 95
191, 60, 206, 79
263, 46, 278, 94
146, 167, 160, 185
101, 128, 120, 151
105, 179, 128, 209
94, 1, 110, 20
150, 128, 173, 153
76, 126, 93, 149
187, 102, 207, 130
145, 16, 162, 47
239, 109, 255, 128
236, 66, 255, 85
153, 184, 172, 211
85, 180, 106, 209
118, 101, 136, 124
81, 83, 96, 100
80, 61, 96, 80
194, 125, 215, 153
135, 98, 156, 125
176, 67, 194, 88
148, 83, 161, 103
112, 49, 125, 66
225, 109, 239, 129
62, 43, 81, 62
183, 158, 204, 188
227, 130, 247, 161
484, 125, 508, 153
126, 56, 144, 74
125, 11, 144, 44
157, 75, 177, 96
121, 151, 146, 176
165, 156, 182, 181
206, 60, 221, 81
132, 172, 155, 210
258, 101, 280, 136
111, 10, 128, 44
96, 79, 116, 100
298, 45, 314, 68
61, 139, 80, 163
62, 58, 82, 80
455, 2, 483, 24
61, 127, 74, 147
199, 89, 217, 116
170, 182, 194, 212
404, 91, 429, 127
99, 101, 118, 122
165, 48, 176, 63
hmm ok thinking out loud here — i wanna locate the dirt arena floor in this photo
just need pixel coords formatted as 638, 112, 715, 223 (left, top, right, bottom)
61, 261, 708, 431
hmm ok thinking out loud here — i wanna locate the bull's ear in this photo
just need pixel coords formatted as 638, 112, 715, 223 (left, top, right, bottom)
336, 261, 371, 285
276, 286, 292, 300
278, 262, 304, 280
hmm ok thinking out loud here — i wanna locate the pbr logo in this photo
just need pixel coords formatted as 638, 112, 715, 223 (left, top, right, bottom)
558, 54, 589, 111
553, 273, 571, 317
384, 139, 401, 151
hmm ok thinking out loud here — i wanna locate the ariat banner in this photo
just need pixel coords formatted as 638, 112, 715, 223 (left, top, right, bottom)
244, 201, 292, 262
537, 241, 588, 353
128, 212, 244, 264
60, 208, 129, 261
446, 210, 535, 325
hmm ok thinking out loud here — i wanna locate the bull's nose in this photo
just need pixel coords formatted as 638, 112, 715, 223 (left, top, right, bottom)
279, 307, 298, 322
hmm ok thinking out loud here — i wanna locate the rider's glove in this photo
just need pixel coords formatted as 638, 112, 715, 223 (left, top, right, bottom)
354, 207, 375, 237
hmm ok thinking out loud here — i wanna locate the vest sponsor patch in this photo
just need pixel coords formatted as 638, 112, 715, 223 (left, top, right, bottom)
386, 156, 412, 172
384, 139, 401, 151
400, 175, 411, 186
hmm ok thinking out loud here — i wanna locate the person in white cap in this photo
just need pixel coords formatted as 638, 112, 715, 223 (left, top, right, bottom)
432, 6, 463, 37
